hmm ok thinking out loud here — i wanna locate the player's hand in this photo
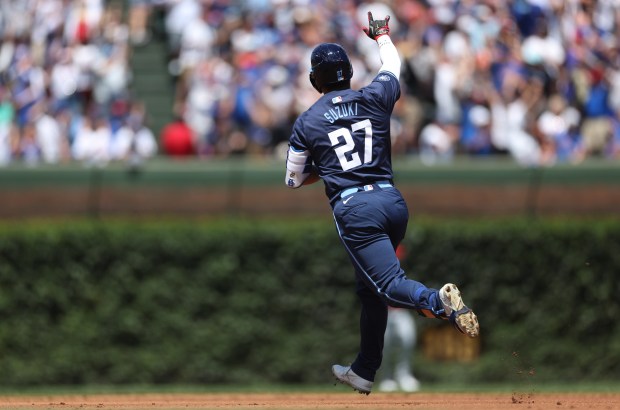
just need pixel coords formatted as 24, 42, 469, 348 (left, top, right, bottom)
363, 11, 390, 40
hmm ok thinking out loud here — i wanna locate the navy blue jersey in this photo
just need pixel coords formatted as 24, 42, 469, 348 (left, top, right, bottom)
289, 71, 401, 205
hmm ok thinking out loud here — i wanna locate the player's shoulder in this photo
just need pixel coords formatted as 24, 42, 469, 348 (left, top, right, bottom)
295, 102, 319, 128
293, 100, 325, 134
364, 71, 399, 89
359, 71, 400, 104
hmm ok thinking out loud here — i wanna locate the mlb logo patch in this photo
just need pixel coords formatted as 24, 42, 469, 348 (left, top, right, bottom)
332, 96, 343, 104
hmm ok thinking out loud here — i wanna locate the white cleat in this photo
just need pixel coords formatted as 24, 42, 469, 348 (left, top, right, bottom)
332, 364, 373, 395
439, 283, 480, 338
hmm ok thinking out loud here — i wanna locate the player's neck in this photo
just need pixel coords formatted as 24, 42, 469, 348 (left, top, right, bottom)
323, 82, 351, 94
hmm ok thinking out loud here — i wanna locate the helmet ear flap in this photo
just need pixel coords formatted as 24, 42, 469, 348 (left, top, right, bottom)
309, 72, 321, 93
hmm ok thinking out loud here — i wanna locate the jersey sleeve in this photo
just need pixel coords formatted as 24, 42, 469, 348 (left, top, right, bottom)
362, 72, 401, 114
288, 117, 309, 151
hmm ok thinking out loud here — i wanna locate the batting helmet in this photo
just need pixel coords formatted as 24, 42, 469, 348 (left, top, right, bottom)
309, 43, 353, 93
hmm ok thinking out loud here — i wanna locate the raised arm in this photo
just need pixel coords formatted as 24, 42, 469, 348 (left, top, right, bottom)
363, 12, 401, 80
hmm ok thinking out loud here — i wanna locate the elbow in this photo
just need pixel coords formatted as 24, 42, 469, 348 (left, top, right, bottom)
394, 60, 402, 77
383, 61, 401, 79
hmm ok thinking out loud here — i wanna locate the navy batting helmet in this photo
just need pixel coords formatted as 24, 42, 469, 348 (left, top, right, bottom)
309, 43, 353, 93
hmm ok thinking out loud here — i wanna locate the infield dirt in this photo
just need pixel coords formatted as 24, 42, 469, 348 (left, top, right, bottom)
0, 392, 618, 410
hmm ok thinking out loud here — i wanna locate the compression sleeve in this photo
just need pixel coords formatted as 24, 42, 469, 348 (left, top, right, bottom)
285, 146, 311, 188
377, 35, 400, 80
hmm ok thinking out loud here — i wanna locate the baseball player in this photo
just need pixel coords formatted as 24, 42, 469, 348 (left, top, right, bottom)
285, 12, 479, 395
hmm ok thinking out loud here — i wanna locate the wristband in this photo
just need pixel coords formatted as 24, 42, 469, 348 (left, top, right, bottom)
377, 35, 392, 47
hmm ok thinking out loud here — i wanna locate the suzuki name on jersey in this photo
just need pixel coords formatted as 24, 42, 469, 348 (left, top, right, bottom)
323, 102, 358, 124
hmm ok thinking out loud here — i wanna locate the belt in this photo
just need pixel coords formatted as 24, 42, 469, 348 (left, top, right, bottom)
340, 181, 393, 199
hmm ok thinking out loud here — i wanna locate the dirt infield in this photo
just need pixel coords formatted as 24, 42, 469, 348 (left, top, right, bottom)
0, 392, 618, 410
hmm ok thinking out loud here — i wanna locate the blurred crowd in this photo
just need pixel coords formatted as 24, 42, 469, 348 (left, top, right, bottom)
0, 0, 157, 167
1, 0, 620, 168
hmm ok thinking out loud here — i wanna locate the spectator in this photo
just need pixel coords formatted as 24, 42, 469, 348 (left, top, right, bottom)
33, 101, 68, 164
164, 0, 202, 64
111, 102, 157, 162
606, 107, 620, 160
48, 47, 80, 113
254, 65, 296, 151
64, 0, 104, 46
580, 65, 614, 156
0, 86, 14, 166
489, 74, 544, 167
460, 104, 493, 155
72, 114, 112, 165
536, 93, 584, 163
10, 50, 46, 129
180, 57, 234, 156
93, 4, 131, 108
160, 115, 195, 157
419, 120, 458, 165
17, 122, 41, 167
128, 0, 153, 46
177, 5, 216, 76
434, 29, 473, 126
